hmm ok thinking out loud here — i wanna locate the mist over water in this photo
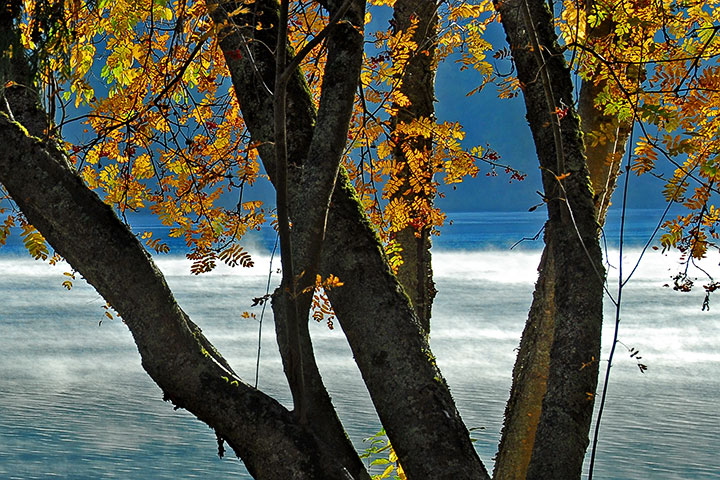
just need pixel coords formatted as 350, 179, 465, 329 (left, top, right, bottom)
1, 210, 719, 479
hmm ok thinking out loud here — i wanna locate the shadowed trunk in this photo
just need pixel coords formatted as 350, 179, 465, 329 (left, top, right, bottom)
1, 4, 365, 479
0, 86, 361, 480
209, 0, 492, 477
270, 0, 372, 475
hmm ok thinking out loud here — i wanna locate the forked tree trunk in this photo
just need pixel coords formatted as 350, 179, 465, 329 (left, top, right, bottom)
1, 1, 487, 478
493, 3, 635, 478
492, 1, 606, 478
2, 0, 630, 478
206, 0, 490, 477
269, 0, 371, 474
0, 82, 358, 480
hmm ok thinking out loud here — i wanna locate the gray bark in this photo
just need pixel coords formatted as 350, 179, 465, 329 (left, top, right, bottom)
494, 4, 635, 478
207, 0, 490, 477
0, 111, 355, 480
270, 0, 373, 475
493, 1, 605, 479
0, 10, 360, 479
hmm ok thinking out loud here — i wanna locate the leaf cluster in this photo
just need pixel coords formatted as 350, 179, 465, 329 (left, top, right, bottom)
360, 429, 407, 480
4, 0, 520, 275
557, 0, 720, 272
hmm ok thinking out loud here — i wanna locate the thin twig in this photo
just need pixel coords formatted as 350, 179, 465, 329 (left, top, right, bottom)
278, 0, 355, 88
255, 234, 279, 388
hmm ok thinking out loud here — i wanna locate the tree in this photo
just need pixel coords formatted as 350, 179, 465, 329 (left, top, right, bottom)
2, 0, 488, 478
384, 0, 439, 331
495, 2, 720, 478
2, 0, 720, 479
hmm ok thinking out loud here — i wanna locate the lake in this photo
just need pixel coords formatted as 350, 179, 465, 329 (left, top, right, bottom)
1, 210, 718, 479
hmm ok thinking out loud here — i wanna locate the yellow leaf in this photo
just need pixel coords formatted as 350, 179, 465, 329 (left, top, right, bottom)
397, 463, 407, 480
380, 464, 394, 478
132, 154, 154, 179
393, 91, 411, 107
377, 141, 392, 160
228, 5, 250, 17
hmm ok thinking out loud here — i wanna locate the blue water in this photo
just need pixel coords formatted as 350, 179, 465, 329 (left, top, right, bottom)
1, 210, 719, 479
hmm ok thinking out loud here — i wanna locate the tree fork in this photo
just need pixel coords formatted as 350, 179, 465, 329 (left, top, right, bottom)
208, 0, 490, 476
0, 6, 363, 478
270, 0, 373, 475
0, 110, 356, 480
494, 1, 605, 478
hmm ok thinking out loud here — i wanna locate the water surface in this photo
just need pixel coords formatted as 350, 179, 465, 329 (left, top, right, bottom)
1, 210, 718, 479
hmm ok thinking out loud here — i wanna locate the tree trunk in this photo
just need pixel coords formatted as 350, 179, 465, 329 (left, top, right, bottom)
493, 2, 605, 478
0, 8, 365, 478
207, 0, 490, 477
388, 0, 439, 331
493, 248, 555, 479
270, 0, 373, 475
579, 70, 634, 226
493, 3, 635, 478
